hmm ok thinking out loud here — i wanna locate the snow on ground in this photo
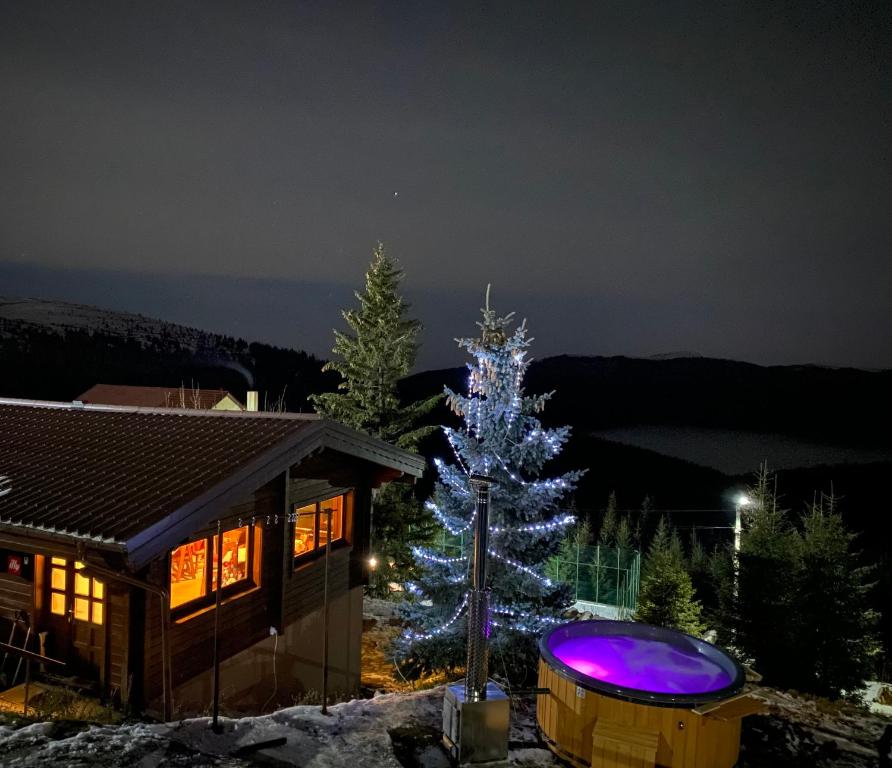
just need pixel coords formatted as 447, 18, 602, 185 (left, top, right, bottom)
0, 688, 559, 768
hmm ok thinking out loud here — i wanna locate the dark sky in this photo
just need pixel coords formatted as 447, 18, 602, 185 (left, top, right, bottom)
1, 1, 890, 370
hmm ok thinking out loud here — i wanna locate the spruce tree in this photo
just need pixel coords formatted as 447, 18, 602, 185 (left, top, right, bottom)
635, 517, 705, 636
792, 495, 878, 698
310, 244, 440, 593
599, 491, 618, 546
310, 243, 438, 448
733, 465, 802, 686
397, 291, 584, 681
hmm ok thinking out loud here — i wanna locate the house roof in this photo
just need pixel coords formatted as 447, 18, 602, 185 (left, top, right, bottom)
77, 383, 243, 410
0, 398, 425, 568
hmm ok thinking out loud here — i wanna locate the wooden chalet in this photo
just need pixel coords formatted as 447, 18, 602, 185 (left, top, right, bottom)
0, 398, 424, 716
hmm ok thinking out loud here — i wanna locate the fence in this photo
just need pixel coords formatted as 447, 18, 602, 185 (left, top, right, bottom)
546, 543, 641, 619
434, 531, 641, 619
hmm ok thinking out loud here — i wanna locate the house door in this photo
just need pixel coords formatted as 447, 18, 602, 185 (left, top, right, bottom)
45, 558, 106, 681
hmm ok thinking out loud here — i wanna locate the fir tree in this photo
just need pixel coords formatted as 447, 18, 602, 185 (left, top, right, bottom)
635, 517, 705, 636
310, 243, 438, 448
310, 244, 440, 593
397, 290, 584, 681
792, 494, 878, 698
732, 465, 802, 686
599, 491, 618, 546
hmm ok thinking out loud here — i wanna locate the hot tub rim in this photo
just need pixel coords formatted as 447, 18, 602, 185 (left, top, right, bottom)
539, 620, 746, 709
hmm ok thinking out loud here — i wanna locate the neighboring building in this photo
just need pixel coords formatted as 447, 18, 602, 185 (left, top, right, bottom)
0, 398, 424, 716
77, 383, 246, 411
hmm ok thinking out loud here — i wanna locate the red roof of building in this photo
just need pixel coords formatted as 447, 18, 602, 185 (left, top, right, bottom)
77, 383, 243, 410
0, 399, 425, 568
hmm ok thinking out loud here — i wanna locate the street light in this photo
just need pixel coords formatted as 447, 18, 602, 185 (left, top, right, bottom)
733, 493, 752, 555
732, 493, 753, 601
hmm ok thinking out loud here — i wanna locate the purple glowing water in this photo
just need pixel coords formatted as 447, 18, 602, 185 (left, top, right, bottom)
550, 634, 734, 695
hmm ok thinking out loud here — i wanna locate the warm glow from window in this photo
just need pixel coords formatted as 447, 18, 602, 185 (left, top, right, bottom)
50, 591, 66, 616
293, 503, 316, 556
169, 525, 257, 610
50, 558, 67, 615
319, 496, 344, 547
50, 559, 103, 623
293, 495, 347, 560
170, 539, 208, 609
51, 568, 67, 592
212, 526, 250, 590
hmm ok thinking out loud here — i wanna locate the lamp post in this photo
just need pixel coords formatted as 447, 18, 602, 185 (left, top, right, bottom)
733, 493, 752, 598
733, 493, 751, 556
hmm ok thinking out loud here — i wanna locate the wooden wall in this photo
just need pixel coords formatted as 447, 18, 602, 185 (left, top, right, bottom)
138, 470, 375, 713
537, 660, 744, 768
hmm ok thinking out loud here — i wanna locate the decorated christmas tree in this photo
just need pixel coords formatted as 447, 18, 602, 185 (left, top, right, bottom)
397, 289, 584, 681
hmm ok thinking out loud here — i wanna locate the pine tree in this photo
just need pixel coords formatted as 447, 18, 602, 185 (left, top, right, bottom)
599, 491, 618, 546
635, 517, 705, 636
397, 290, 584, 681
310, 243, 438, 448
309, 244, 440, 593
792, 494, 878, 698
732, 465, 803, 686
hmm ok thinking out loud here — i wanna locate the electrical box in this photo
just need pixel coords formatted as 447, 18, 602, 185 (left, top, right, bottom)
442, 681, 510, 764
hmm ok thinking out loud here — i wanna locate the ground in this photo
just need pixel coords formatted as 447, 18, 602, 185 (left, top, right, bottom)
0, 598, 888, 766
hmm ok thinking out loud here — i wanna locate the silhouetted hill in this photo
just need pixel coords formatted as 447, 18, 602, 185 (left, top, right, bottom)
0, 297, 337, 409
401, 354, 892, 447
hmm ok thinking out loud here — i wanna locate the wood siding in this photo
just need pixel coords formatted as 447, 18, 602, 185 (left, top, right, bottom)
0, 572, 33, 616
138, 470, 376, 712
537, 659, 747, 768
106, 585, 130, 702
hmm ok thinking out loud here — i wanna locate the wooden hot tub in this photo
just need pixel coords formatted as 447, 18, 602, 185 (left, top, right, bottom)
536, 621, 764, 768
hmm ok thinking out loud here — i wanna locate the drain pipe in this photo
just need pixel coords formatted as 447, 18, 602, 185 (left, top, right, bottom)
80, 562, 173, 721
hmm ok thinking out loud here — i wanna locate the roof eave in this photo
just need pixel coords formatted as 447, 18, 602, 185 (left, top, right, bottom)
122, 419, 425, 570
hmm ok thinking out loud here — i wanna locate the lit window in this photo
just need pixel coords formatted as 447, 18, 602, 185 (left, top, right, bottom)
293, 504, 316, 556
50, 559, 103, 624
169, 525, 259, 611
318, 496, 344, 548
50, 558, 67, 615
170, 539, 208, 609
74, 561, 104, 625
293, 494, 347, 563
212, 526, 250, 590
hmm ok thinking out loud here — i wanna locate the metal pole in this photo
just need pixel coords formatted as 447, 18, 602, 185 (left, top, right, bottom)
595, 545, 600, 604
79, 563, 173, 720
321, 507, 332, 715
212, 519, 224, 732
22, 658, 30, 716
465, 474, 493, 703
733, 503, 742, 599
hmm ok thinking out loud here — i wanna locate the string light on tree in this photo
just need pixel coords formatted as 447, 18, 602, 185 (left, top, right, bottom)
397, 287, 585, 680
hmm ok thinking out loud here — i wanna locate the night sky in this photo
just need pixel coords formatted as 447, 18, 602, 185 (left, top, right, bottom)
2, 1, 890, 370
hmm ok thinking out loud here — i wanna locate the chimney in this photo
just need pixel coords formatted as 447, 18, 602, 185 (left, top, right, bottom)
246, 391, 259, 412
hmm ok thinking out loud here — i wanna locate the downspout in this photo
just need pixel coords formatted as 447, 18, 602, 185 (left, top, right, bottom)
80, 562, 173, 722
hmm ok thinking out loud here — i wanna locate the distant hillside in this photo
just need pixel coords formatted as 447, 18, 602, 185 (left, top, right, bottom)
0, 297, 337, 409
401, 354, 892, 448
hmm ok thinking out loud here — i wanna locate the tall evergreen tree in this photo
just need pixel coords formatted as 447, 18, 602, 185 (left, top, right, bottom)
310, 244, 440, 593
397, 291, 584, 681
599, 491, 618, 546
792, 494, 878, 698
635, 517, 705, 636
732, 465, 803, 686
310, 243, 438, 448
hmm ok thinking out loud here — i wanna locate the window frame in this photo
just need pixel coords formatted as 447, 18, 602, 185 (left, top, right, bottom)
292, 493, 349, 568
169, 524, 259, 615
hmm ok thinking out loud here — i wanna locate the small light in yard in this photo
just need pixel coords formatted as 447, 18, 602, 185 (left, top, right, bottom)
368, 556, 378, 570
735, 493, 752, 508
